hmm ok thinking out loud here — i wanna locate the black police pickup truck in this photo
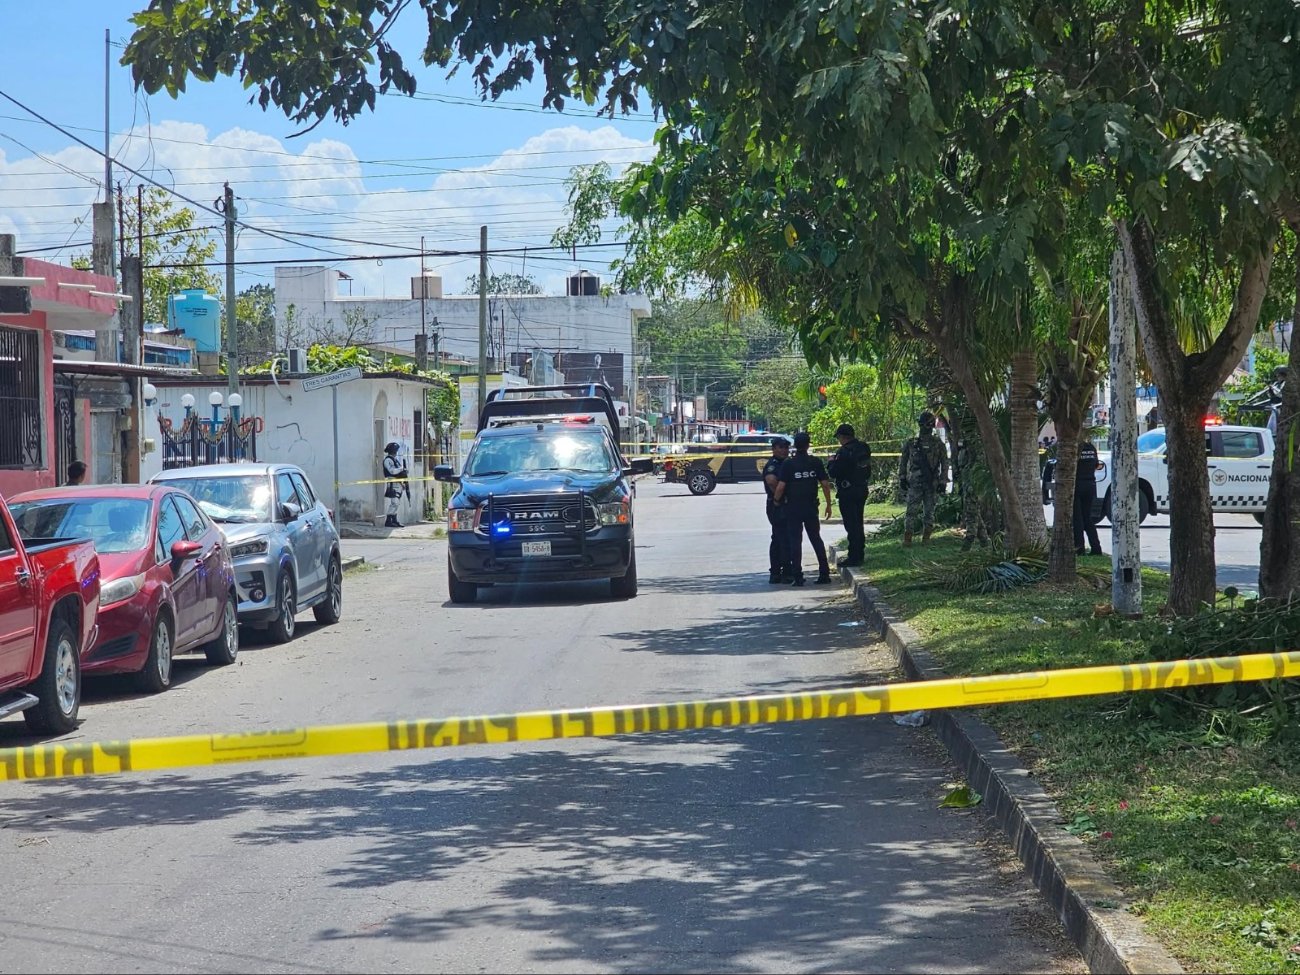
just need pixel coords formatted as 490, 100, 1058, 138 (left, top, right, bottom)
434, 384, 653, 603
662, 433, 793, 495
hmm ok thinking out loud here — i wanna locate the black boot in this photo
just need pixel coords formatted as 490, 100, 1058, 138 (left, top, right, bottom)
769, 570, 784, 585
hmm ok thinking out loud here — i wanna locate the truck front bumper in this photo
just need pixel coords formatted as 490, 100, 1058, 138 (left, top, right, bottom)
448, 526, 633, 584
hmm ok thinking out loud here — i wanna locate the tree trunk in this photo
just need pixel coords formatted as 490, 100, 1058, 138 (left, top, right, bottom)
1259, 236, 1300, 599
944, 342, 1030, 552
1046, 432, 1080, 582
1119, 218, 1274, 615
1010, 347, 1050, 547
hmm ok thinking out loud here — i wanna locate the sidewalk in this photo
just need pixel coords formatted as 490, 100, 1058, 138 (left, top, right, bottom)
338, 519, 445, 541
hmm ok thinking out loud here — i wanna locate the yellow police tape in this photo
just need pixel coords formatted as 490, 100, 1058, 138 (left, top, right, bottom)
341, 451, 905, 487
3, 651, 1298, 782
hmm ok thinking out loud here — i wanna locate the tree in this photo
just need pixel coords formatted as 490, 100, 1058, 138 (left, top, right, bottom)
280, 303, 375, 350
124, 0, 1300, 611
731, 358, 819, 434
806, 365, 913, 449
463, 273, 542, 295
234, 282, 276, 368
77, 186, 219, 326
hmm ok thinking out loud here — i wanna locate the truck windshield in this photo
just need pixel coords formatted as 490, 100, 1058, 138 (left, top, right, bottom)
10, 498, 151, 554
467, 430, 618, 476
158, 475, 272, 523
1136, 430, 1166, 454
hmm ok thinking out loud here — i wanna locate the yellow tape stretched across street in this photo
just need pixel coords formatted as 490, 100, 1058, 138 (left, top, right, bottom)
2, 651, 1298, 783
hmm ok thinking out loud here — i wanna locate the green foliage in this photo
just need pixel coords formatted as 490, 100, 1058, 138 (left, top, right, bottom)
75, 186, 219, 326
916, 551, 1047, 595
234, 283, 276, 367
806, 364, 915, 448
1222, 346, 1288, 424
462, 272, 542, 296
1092, 596, 1300, 738
244, 343, 459, 420
730, 357, 818, 434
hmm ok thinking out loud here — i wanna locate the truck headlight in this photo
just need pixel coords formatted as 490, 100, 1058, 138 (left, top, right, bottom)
597, 499, 631, 526
100, 573, 145, 606
448, 507, 478, 532
230, 537, 269, 559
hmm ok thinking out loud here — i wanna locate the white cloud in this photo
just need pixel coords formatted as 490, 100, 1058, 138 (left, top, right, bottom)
0, 119, 653, 301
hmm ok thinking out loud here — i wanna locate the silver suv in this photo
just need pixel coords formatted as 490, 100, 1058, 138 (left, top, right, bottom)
151, 463, 342, 643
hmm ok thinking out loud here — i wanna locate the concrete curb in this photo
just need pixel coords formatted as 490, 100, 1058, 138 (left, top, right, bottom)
341, 556, 366, 573
840, 563, 1184, 975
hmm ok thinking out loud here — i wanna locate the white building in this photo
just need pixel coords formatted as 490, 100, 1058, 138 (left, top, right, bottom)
145, 372, 445, 524
273, 266, 651, 400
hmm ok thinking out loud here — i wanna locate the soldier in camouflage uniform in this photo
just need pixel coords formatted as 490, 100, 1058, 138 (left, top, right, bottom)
898, 411, 949, 546
956, 440, 989, 551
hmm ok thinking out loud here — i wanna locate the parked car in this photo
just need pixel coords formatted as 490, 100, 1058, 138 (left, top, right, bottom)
150, 464, 342, 642
0, 493, 100, 733
11, 485, 238, 693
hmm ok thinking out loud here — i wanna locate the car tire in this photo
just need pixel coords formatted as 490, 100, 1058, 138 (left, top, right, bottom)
686, 468, 717, 496
1098, 488, 1151, 526
313, 555, 343, 624
448, 555, 477, 605
24, 617, 81, 735
267, 571, 297, 644
610, 546, 638, 599
204, 590, 240, 666
135, 612, 174, 694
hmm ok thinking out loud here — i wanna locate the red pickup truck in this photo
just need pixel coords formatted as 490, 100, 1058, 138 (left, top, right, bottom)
0, 494, 100, 734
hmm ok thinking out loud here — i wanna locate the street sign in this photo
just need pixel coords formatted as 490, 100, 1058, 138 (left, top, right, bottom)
300, 366, 362, 392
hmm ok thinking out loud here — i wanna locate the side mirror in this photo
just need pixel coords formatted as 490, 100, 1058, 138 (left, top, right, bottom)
170, 539, 202, 562
625, 458, 654, 476
280, 501, 302, 522
433, 465, 460, 483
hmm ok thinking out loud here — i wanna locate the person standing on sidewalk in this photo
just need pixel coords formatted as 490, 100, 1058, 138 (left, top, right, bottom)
763, 437, 792, 584
382, 441, 408, 528
899, 411, 949, 546
827, 423, 872, 566
774, 431, 833, 586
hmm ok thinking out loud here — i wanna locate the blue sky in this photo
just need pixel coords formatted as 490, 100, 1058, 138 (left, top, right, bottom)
0, 1, 660, 298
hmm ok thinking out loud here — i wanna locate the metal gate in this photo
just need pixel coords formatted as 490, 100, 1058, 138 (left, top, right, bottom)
0, 325, 43, 470
53, 376, 77, 479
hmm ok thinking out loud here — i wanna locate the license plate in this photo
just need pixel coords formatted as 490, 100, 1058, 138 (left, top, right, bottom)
521, 541, 552, 557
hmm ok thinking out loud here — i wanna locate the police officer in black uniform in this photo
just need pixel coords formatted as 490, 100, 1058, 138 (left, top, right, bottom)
763, 437, 792, 583
827, 423, 872, 566
775, 431, 834, 586
1073, 437, 1103, 555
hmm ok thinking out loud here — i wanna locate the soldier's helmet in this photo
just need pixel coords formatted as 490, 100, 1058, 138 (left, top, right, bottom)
917, 411, 936, 430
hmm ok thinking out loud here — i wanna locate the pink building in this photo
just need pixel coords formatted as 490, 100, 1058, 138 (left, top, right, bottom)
0, 250, 118, 497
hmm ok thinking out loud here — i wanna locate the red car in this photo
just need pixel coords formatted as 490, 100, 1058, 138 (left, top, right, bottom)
10, 485, 239, 693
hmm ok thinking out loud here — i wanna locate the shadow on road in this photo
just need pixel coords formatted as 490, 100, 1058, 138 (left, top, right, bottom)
0, 722, 1069, 973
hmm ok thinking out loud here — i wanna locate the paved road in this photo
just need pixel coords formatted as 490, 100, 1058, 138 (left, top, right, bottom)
0, 480, 1080, 974
1048, 505, 1262, 590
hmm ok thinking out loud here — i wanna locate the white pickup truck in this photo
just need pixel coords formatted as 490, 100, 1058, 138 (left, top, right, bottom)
1093, 423, 1274, 524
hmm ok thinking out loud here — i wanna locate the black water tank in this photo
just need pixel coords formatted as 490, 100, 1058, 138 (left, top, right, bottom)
567, 270, 600, 296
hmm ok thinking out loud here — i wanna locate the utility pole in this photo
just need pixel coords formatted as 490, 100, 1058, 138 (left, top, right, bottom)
630, 312, 640, 447
94, 28, 118, 363
417, 235, 428, 370
220, 182, 239, 398
1109, 243, 1143, 616
478, 225, 488, 416
122, 254, 144, 483
431, 316, 440, 367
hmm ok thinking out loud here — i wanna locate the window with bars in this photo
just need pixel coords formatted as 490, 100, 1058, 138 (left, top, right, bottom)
0, 326, 44, 470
